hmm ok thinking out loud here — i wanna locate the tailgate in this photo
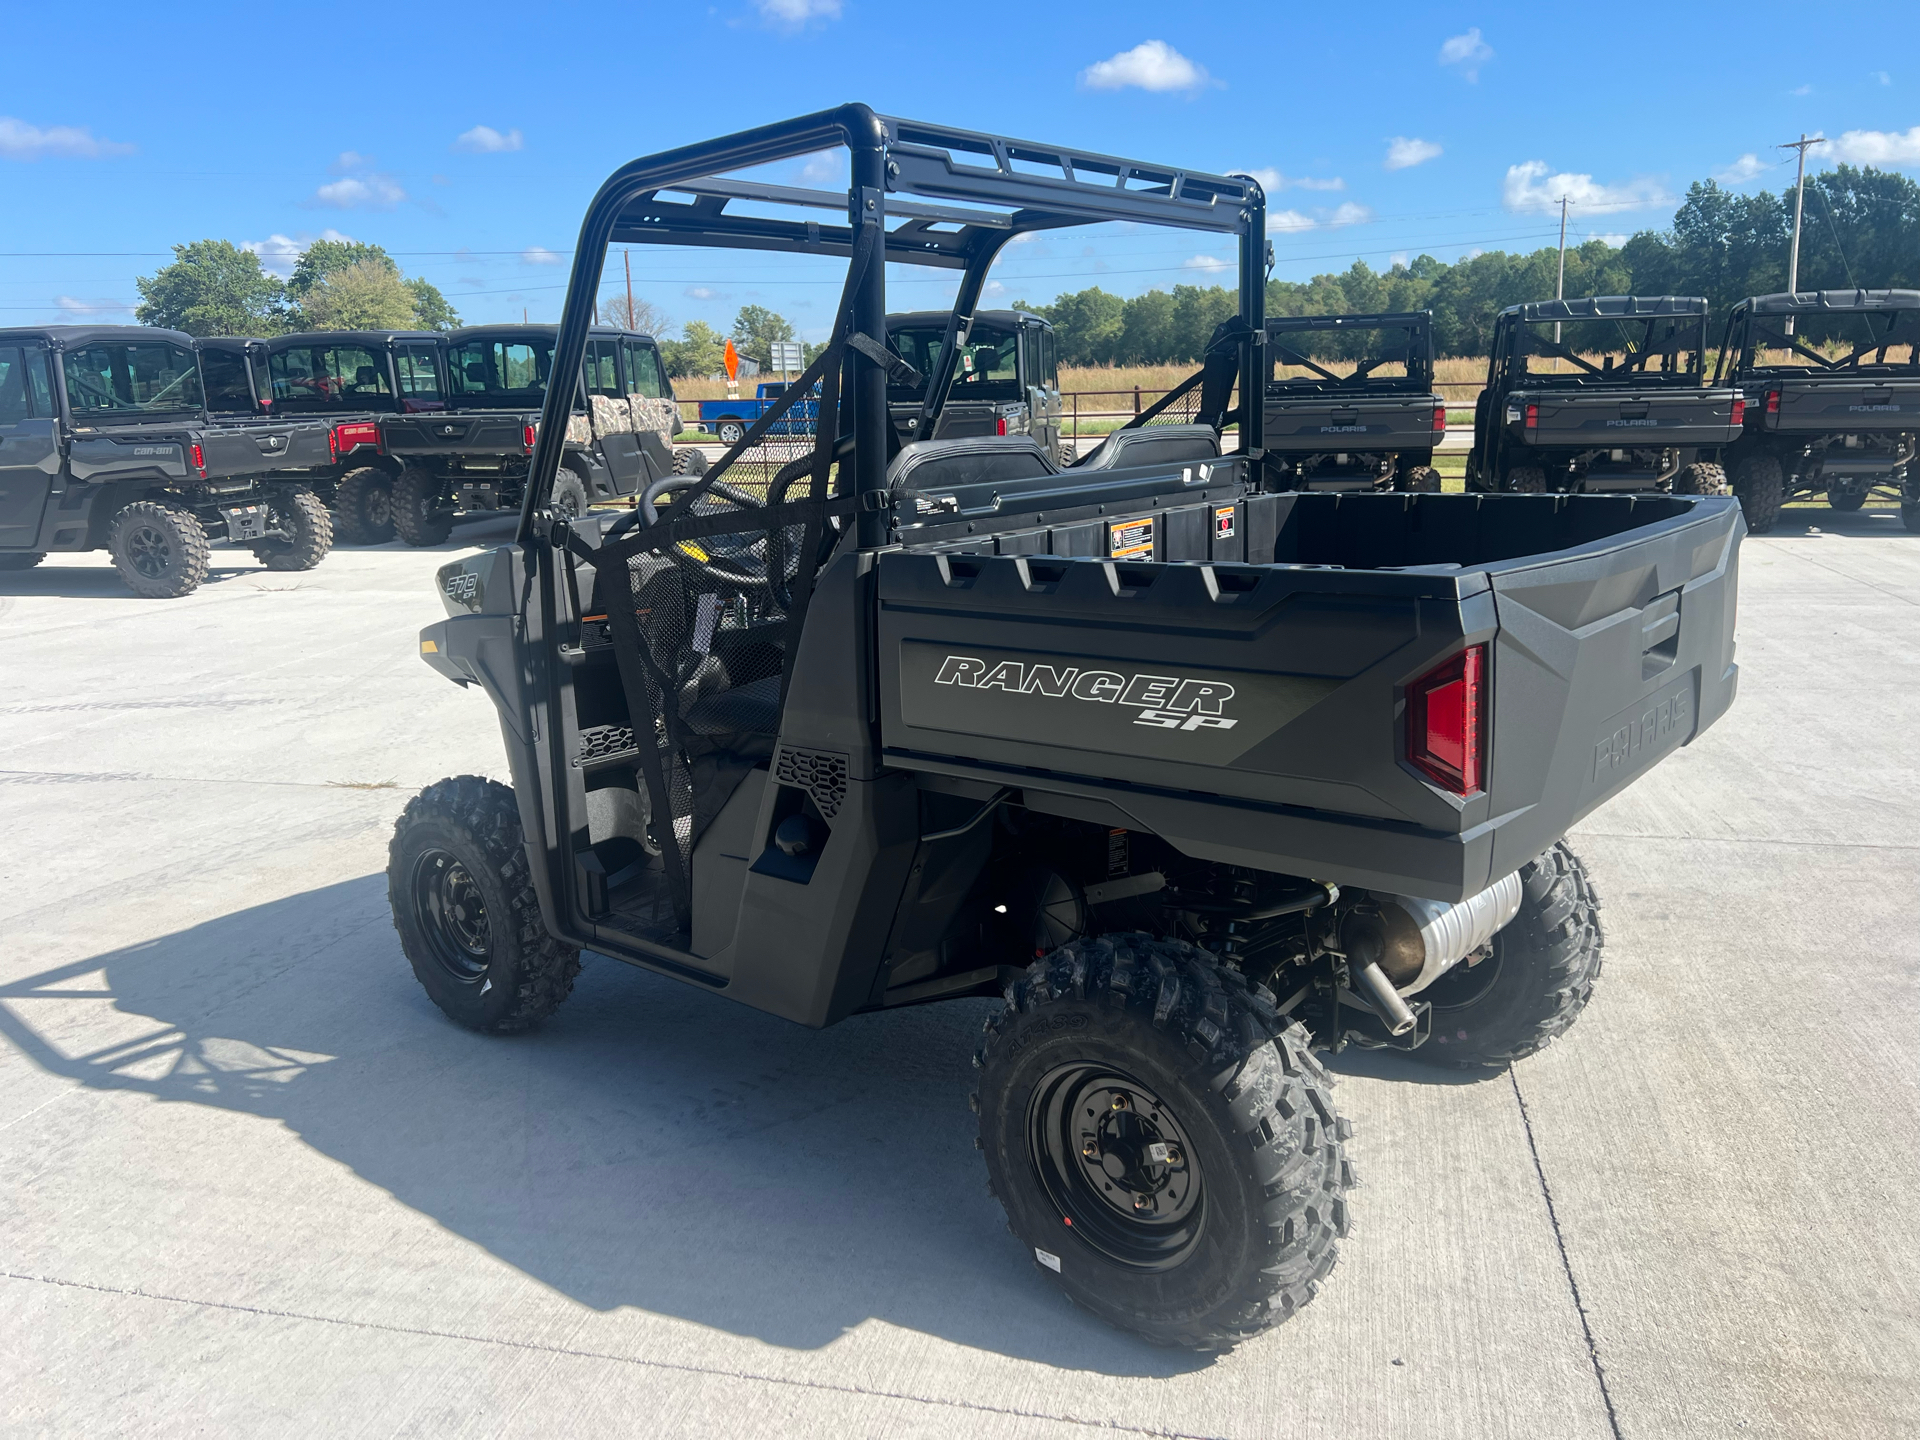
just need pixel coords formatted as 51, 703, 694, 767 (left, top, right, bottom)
1481, 495, 1743, 879
382, 411, 531, 455
1264, 392, 1441, 450
1768, 377, 1920, 432
1521, 387, 1742, 446
198, 420, 332, 478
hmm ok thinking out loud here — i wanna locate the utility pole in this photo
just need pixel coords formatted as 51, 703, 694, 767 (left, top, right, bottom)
1554, 195, 1571, 363
624, 249, 635, 330
1781, 133, 1825, 334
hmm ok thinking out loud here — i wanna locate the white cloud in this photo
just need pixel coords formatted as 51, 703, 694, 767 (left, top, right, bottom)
453, 125, 524, 154
1388, 252, 1410, 269
757, 0, 841, 25
1326, 202, 1374, 227
1239, 166, 1343, 193
313, 174, 406, 209
684, 286, 717, 300
1080, 40, 1216, 94
1269, 209, 1316, 232
1873, 70, 1892, 86
1595, 233, 1628, 247
521, 246, 563, 266
332, 150, 373, 173
983, 280, 1007, 296
798, 148, 847, 184
54, 295, 133, 316
1503, 160, 1667, 215
1184, 254, 1232, 273
1829, 125, 1920, 166
1385, 136, 1443, 170
1789, 84, 1812, 96
0, 117, 133, 160
243, 229, 357, 277
1714, 153, 1768, 183
1438, 28, 1493, 81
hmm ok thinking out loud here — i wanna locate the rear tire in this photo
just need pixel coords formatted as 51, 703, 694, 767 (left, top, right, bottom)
388, 776, 581, 1033
673, 447, 710, 477
0, 552, 44, 571
391, 465, 454, 546
1674, 461, 1728, 496
107, 500, 210, 598
1413, 842, 1604, 1070
1395, 464, 1442, 493
1731, 451, 1784, 534
975, 933, 1352, 1350
716, 419, 747, 446
252, 488, 333, 571
333, 466, 394, 545
1504, 464, 1547, 493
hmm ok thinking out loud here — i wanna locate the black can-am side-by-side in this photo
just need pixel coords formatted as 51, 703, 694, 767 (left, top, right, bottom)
387, 108, 1743, 1351
1713, 289, 1920, 534
0, 326, 335, 596
1469, 297, 1743, 497
1262, 311, 1447, 492
379, 324, 689, 546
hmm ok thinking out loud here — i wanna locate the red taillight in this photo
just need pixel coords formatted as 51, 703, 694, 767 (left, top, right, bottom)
995, 415, 1008, 436
1407, 645, 1486, 796
1524, 403, 1538, 429
1433, 405, 1448, 432
327, 427, 338, 462
1765, 388, 1780, 416
189, 441, 205, 473
334, 420, 381, 453
1730, 397, 1746, 427
522, 422, 537, 451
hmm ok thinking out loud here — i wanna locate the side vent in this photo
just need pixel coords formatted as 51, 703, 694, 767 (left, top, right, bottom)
774, 746, 850, 820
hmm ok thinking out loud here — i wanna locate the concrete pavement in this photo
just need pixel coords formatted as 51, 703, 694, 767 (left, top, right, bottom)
0, 507, 1914, 1438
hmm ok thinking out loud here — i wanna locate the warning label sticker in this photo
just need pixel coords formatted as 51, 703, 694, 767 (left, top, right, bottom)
1110, 516, 1155, 560
1214, 505, 1236, 540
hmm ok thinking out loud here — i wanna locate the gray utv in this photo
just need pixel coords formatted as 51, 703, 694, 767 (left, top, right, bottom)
1714, 289, 1920, 533
0, 326, 334, 596
1263, 311, 1447, 492
388, 108, 1744, 1350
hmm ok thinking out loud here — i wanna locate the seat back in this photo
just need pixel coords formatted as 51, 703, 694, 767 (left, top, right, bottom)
1076, 422, 1220, 472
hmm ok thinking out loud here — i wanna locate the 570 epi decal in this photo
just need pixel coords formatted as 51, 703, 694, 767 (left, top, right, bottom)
934, 654, 1239, 732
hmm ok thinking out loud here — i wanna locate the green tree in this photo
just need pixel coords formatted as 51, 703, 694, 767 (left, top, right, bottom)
299, 259, 419, 331
1018, 287, 1126, 366
660, 320, 725, 378
134, 240, 287, 336
730, 305, 796, 369
405, 276, 461, 332
287, 239, 458, 331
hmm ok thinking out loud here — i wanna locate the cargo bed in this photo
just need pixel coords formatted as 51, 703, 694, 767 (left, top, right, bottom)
878, 490, 1742, 901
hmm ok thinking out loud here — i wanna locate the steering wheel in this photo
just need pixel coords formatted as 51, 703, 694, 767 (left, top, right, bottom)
639, 475, 789, 591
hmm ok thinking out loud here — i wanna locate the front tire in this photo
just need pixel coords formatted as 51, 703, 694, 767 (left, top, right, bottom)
107, 500, 211, 598
976, 934, 1352, 1350
552, 468, 591, 521
673, 447, 710, 477
388, 776, 581, 1032
1731, 451, 1784, 534
252, 488, 333, 571
716, 419, 747, 446
332, 466, 394, 545
391, 465, 454, 546
1504, 464, 1547, 493
1414, 842, 1604, 1070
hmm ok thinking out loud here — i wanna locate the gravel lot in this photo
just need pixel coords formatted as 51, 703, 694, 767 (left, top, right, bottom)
2, 508, 1915, 1439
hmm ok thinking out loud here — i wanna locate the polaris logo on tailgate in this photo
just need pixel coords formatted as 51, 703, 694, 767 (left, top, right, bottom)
1605, 418, 1659, 428
935, 655, 1237, 730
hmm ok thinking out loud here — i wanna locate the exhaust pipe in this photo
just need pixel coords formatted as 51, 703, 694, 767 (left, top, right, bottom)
1343, 871, 1525, 1001
1346, 934, 1419, 1036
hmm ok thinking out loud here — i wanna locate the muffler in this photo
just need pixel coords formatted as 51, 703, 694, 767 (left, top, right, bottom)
1343, 871, 1524, 1005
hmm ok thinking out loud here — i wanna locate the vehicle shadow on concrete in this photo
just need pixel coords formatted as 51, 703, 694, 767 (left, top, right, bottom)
1766, 505, 1914, 539
1323, 1046, 1492, 1086
0, 564, 274, 598
0, 876, 1214, 1378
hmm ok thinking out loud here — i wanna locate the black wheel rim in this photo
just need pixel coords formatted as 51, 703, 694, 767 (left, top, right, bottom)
557, 488, 582, 520
410, 848, 492, 982
367, 487, 392, 527
1026, 1062, 1205, 1271
1421, 942, 1505, 1012
126, 525, 174, 579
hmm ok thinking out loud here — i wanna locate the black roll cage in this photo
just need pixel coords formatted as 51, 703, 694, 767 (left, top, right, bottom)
1714, 292, 1920, 383
1265, 311, 1434, 390
519, 104, 1267, 548
1490, 301, 1709, 389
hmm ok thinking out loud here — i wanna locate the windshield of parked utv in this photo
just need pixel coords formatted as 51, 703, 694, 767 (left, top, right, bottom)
448, 336, 554, 406
267, 345, 395, 411
1737, 306, 1920, 373
888, 323, 1019, 398
62, 342, 204, 417
1513, 315, 1705, 385
1268, 321, 1429, 390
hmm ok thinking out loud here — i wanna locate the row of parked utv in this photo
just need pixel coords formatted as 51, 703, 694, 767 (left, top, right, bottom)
1263, 290, 1920, 535
0, 321, 696, 596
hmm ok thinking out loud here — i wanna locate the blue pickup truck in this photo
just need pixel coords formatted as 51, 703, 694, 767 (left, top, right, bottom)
696, 381, 819, 444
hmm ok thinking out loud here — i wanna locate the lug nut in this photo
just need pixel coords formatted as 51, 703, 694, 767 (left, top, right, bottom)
1110, 1093, 1131, 1112
1082, 1138, 1100, 1160
1133, 1193, 1153, 1212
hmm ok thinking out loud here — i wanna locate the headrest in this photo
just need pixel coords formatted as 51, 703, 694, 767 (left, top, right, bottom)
886, 436, 1056, 493
1076, 423, 1220, 472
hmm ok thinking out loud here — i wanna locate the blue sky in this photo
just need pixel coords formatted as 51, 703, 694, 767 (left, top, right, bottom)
3, 0, 1915, 343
